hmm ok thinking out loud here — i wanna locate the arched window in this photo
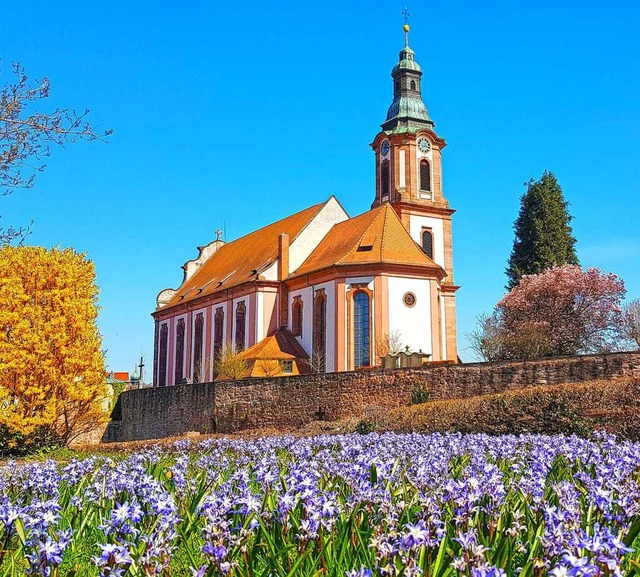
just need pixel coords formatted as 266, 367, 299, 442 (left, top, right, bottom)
235, 301, 246, 351
192, 313, 204, 383
420, 159, 431, 192
158, 324, 168, 387
395, 80, 400, 92
421, 229, 434, 259
313, 293, 326, 373
410, 80, 416, 90
353, 292, 371, 368
292, 298, 303, 337
213, 307, 224, 360
175, 318, 185, 384
381, 160, 390, 198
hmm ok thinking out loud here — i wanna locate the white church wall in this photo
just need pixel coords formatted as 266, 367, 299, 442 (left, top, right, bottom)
260, 198, 348, 281
314, 281, 336, 373
261, 290, 278, 338
232, 296, 250, 351
346, 277, 374, 289
289, 286, 314, 354
256, 292, 264, 343
409, 215, 445, 269
387, 276, 432, 355
261, 264, 279, 282
288, 197, 349, 274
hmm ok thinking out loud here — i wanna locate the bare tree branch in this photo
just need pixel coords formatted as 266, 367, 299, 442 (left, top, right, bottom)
0, 60, 112, 244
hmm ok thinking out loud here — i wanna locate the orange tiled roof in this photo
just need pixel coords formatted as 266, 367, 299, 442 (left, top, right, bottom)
292, 204, 444, 277
239, 327, 310, 361
165, 201, 328, 307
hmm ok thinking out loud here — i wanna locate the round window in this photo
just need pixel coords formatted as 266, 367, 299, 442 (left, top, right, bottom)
403, 292, 416, 307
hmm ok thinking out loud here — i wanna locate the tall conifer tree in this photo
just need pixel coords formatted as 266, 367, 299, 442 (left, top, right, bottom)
506, 171, 578, 289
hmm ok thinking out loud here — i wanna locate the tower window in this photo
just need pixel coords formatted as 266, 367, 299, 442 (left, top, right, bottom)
381, 159, 390, 198
420, 159, 431, 192
193, 313, 204, 383
175, 318, 185, 384
353, 291, 371, 368
410, 80, 416, 90
292, 298, 303, 337
395, 80, 400, 92
422, 229, 434, 259
235, 301, 246, 351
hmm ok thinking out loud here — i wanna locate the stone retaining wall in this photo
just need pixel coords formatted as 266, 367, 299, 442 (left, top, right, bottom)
106, 351, 640, 442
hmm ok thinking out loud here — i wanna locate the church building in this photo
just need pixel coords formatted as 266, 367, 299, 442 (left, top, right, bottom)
152, 25, 459, 385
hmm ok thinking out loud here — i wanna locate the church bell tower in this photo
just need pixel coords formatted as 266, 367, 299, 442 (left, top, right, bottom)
371, 20, 459, 361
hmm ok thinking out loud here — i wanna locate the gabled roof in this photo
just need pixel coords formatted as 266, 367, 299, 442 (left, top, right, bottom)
163, 200, 329, 307
291, 203, 444, 277
238, 327, 310, 361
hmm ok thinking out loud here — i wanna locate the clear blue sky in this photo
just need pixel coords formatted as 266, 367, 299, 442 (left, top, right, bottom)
2, 1, 639, 375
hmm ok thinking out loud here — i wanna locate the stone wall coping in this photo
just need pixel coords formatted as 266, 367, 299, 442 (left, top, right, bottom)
134, 350, 640, 394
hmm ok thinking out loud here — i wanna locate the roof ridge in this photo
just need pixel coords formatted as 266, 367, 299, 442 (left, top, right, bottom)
227, 200, 326, 245
337, 206, 386, 265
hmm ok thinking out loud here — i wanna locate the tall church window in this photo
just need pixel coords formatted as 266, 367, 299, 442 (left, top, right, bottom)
174, 318, 185, 384
213, 307, 224, 360
420, 159, 431, 192
292, 298, 303, 337
422, 229, 434, 259
235, 301, 246, 351
381, 160, 390, 198
410, 80, 416, 90
353, 292, 371, 368
192, 313, 204, 383
313, 292, 326, 373
158, 324, 168, 387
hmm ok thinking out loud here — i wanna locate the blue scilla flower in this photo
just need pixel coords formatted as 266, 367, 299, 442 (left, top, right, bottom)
24, 536, 66, 576
202, 541, 228, 561
93, 543, 133, 577
346, 569, 373, 577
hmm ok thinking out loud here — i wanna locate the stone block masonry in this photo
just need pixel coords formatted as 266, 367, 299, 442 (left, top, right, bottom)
103, 381, 216, 442
105, 351, 640, 442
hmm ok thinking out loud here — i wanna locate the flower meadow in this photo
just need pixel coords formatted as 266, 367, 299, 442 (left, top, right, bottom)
1, 433, 640, 576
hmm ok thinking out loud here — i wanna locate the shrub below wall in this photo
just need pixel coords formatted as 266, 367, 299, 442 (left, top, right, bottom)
377, 378, 640, 439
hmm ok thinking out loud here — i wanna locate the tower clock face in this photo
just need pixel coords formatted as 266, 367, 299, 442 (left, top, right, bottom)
381, 140, 390, 157
417, 138, 431, 153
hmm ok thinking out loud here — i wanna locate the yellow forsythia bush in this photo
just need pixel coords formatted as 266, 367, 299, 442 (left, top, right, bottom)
0, 246, 108, 447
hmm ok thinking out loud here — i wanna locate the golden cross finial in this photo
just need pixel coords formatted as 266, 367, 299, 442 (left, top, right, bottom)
401, 7, 412, 45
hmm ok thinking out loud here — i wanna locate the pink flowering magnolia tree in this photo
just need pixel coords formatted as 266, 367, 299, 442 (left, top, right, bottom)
471, 265, 626, 360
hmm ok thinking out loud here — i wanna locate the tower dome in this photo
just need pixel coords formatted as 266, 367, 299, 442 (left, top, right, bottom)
382, 40, 434, 133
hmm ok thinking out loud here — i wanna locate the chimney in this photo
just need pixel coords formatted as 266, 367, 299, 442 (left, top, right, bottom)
278, 234, 290, 327
278, 234, 289, 281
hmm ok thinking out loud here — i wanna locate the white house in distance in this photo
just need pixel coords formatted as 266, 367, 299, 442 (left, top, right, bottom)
151, 24, 459, 385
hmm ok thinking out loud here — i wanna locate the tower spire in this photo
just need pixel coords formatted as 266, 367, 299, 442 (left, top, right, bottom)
401, 7, 411, 46
380, 14, 434, 133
